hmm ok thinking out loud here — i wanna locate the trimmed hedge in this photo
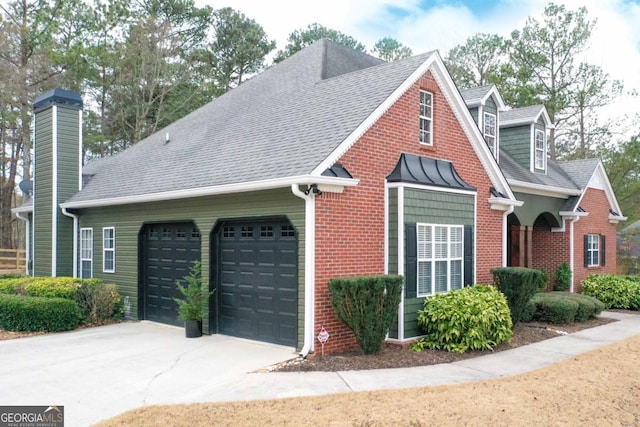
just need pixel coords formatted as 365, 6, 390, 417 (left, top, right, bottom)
522, 292, 605, 324
329, 275, 403, 355
0, 276, 122, 325
491, 267, 544, 323
412, 285, 513, 353
0, 294, 82, 331
582, 274, 640, 310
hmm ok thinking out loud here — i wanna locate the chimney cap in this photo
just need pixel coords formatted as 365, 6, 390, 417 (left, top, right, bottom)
34, 88, 83, 113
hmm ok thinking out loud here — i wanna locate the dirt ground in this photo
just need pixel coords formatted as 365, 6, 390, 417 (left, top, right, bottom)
95, 319, 640, 427
274, 317, 614, 372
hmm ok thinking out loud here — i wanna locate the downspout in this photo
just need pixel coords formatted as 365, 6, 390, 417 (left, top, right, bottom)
14, 212, 30, 276
61, 207, 79, 278
502, 205, 515, 266
569, 216, 580, 293
291, 184, 315, 358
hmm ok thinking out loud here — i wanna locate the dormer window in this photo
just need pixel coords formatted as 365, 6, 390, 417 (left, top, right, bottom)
534, 129, 546, 170
483, 112, 496, 155
419, 90, 433, 145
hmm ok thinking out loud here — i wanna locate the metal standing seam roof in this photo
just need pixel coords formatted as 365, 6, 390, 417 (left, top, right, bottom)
64, 40, 435, 205
386, 153, 476, 191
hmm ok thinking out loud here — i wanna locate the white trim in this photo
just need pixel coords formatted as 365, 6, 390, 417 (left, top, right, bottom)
386, 181, 477, 196
534, 128, 546, 171
489, 196, 524, 211
586, 234, 601, 267
14, 211, 30, 275
61, 207, 79, 278
102, 227, 116, 273
462, 85, 507, 110
61, 175, 359, 209
291, 184, 316, 357
483, 111, 497, 155
12, 203, 33, 214
419, 90, 433, 146
552, 211, 589, 232
415, 223, 464, 297
509, 180, 582, 197
79, 227, 93, 279
78, 110, 83, 191
311, 54, 438, 175
51, 105, 58, 276
397, 186, 405, 341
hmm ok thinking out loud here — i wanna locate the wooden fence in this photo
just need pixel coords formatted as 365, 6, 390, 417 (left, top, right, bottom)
0, 248, 26, 272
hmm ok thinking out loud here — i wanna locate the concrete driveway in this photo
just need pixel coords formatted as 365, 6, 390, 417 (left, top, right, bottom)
0, 322, 297, 426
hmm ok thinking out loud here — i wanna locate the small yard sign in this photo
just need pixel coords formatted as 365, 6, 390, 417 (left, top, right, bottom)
317, 326, 329, 356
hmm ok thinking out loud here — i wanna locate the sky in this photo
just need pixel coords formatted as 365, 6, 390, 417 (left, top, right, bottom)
200, 0, 640, 137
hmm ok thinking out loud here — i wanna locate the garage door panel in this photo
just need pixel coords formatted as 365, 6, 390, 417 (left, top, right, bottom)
217, 220, 297, 346
143, 222, 201, 327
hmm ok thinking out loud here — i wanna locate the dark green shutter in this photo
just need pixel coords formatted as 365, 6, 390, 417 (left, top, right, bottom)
464, 225, 473, 287
405, 223, 417, 298
601, 235, 606, 266
584, 235, 589, 267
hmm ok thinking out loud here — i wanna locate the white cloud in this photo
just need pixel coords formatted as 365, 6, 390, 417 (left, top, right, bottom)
199, 0, 640, 129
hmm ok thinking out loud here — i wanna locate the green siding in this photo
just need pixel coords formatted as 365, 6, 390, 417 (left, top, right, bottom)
534, 119, 546, 173
402, 188, 475, 339
387, 188, 398, 339
500, 125, 531, 169
513, 192, 565, 226
484, 98, 497, 116
55, 108, 80, 276
34, 109, 53, 276
76, 188, 305, 348
468, 106, 479, 126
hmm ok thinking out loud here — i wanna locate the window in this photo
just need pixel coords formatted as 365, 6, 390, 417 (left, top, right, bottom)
103, 227, 115, 273
419, 90, 433, 145
416, 224, 463, 296
584, 234, 604, 267
535, 129, 546, 170
80, 228, 93, 278
483, 112, 497, 154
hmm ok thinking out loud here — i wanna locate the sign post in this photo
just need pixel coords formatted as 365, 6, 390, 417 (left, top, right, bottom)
317, 326, 329, 357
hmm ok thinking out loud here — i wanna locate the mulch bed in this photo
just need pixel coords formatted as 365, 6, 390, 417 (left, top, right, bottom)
273, 316, 616, 372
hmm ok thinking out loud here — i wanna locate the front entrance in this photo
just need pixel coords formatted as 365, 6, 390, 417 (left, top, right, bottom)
212, 218, 298, 346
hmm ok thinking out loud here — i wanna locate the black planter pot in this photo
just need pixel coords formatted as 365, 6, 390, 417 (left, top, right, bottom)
184, 320, 202, 338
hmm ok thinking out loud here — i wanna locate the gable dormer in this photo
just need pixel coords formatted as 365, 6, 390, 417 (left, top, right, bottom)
459, 85, 506, 161
499, 105, 552, 174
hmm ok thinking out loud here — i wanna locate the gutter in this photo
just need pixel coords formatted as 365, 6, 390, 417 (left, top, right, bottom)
291, 184, 316, 358
14, 211, 30, 276
60, 207, 79, 278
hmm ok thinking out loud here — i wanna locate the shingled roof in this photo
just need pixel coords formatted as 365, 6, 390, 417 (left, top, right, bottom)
64, 39, 434, 206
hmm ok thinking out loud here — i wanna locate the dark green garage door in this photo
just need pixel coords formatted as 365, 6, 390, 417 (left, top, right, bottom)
216, 219, 297, 346
142, 222, 201, 326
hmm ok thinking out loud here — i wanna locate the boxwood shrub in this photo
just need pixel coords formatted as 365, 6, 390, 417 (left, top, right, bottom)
329, 275, 403, 355
0, 276, 122, 324
412, 285, 513, 353
0, 294, 82, 332
524, 292, 605, 324
491, 267, 544, 324
581, 274, 640, 310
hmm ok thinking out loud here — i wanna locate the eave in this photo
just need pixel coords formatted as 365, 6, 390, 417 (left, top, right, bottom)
509, 179, 581, 198
60, 175, 359, 209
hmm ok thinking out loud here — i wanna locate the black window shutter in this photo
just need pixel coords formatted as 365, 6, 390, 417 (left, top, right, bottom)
405, 223, 417, 299
464, 225, 473, 287
601, 235, 606, 266
584, 235, 589, 267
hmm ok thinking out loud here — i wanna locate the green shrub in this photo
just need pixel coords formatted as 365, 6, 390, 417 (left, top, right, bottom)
24, 277, 80, 299
536, 268, 549, 291
0, 294, 82, 331
582, 274, 640, 310
412, 285, 513, 353
491, 267, 544, 324
527, 292, 605, 324
554, 262, 572, 291
75, 282, 122, 324
520, 299, 536, 323
329, 275, 403, 355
